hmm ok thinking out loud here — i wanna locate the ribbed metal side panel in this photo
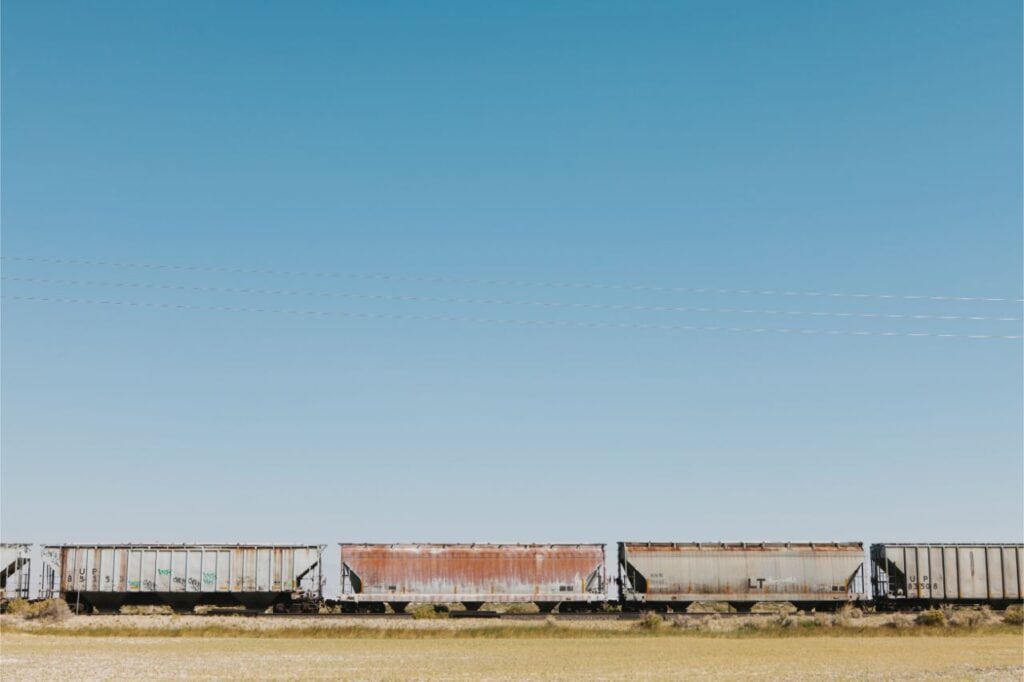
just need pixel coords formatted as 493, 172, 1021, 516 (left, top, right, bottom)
48, 544, 322, 595
871, 543, 1023, 603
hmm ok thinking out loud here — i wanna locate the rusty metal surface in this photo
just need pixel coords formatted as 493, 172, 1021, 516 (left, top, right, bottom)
619, 542, 866, 603
339, 543, 605, 603
1, 543, 32, 599
871, 543, 1023, 602
46, 544, 323, 596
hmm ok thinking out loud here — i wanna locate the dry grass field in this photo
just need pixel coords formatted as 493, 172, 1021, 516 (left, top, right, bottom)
2, 631, 1022, 680
2, 608, 1023, 680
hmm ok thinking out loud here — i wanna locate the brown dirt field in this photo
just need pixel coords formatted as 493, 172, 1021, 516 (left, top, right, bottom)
2, 632, 1023, 680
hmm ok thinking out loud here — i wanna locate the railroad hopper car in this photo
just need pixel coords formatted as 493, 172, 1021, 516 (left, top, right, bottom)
871, 543, 1023, 609
1, 543, 32, 601
45, 544, 324, 613
339, 543, 606, 613
618, 542, 866, 612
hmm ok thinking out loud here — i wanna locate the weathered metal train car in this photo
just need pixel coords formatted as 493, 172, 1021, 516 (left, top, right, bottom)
45, 544, 324, 613
339, 543, 606, 612
1, 543, 32, 601
618, 541, 866, 611
871, 543, 1023, 608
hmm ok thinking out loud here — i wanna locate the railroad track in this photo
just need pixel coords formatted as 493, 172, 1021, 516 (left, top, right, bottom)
191, 610, 785, 620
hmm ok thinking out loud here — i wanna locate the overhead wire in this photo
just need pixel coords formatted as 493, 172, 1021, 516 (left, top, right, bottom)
4, 295, 1021, 341
3, 276, 1021, 323
5, 255, 1022, 303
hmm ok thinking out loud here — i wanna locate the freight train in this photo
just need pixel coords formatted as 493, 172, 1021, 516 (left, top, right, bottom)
2, 541, 1021, 614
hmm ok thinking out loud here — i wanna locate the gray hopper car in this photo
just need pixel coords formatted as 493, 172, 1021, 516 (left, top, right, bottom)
619, 541, 866, 612
1, 543, 32, 601
45, 544, 324, 613
871, 543, 1023, 608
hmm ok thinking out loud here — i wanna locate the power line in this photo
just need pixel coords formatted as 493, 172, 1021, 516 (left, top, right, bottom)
5, 255, 1021, 304
5, 295, 1021, 341
5, 276, 1022, 323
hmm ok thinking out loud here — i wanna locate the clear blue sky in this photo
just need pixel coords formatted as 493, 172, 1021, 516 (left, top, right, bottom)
2, 0, 1021, 562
